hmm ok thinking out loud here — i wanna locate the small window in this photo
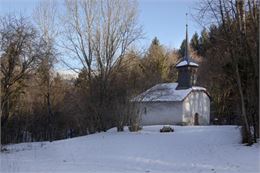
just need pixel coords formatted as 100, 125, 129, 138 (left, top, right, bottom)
144, 107, 147, 114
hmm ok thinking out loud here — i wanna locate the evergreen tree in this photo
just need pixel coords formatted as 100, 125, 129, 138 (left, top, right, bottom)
198, 28, 209, 56
191, 32, 199, 52
151, 36, 160, 46
179, 39, 186, 57
141, 37, 168, 86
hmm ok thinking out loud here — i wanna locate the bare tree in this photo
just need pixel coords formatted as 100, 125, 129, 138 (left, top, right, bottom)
33, 0, 58, 142
61, 0, 142, 79
0, 16, 39, 130
61, 0, 143, 131
0, 17, 38, 125
195, 0, 259, 144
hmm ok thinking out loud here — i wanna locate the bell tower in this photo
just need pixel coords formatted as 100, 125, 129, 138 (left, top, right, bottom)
176, 14, 198, 90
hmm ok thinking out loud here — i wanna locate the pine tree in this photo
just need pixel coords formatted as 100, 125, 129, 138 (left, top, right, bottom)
179, 39, 186, 57
198, 28, 209, 56
190, 32, 199, 52
141, 37, 169, 87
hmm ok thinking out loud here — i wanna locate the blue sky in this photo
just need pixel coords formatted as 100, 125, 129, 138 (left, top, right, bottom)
0, 0, 202, 49
138, 0, 201, 49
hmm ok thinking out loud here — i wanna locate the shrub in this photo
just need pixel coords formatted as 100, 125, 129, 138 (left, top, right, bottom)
128, 125, 142, 132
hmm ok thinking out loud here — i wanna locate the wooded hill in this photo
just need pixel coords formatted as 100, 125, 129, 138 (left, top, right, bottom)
1, 0, 259, 145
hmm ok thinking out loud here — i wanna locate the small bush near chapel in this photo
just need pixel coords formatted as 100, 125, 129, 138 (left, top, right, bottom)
128, 125, 142, 132
160, 126, 174, 133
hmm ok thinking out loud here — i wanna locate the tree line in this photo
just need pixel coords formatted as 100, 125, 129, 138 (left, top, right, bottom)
1, 0, 259, 145
193, 0, 259, 144
0, 0, 179, 144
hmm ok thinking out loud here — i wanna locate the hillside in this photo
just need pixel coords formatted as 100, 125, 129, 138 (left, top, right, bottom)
1, 126, 259, 173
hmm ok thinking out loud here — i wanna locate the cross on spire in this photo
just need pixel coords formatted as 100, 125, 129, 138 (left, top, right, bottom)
185, 13, 189, 61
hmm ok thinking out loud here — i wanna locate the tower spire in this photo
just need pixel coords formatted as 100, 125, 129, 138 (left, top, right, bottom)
185, 13, 189, 60
175, 13, 199, 90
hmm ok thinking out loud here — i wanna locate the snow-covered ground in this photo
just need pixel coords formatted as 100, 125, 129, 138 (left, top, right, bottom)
1, 126, 259, 173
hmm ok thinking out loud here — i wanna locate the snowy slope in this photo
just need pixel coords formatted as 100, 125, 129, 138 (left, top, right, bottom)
1, 126, 259, 173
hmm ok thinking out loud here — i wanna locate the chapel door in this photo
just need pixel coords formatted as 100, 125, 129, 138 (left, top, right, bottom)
194, 113, 199, 125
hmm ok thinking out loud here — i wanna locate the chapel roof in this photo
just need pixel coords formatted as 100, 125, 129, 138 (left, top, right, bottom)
132, 82, 208, 102
176, 57, 199, 68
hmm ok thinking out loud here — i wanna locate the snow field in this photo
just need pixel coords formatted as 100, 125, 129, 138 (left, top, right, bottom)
1, 125, 259, 173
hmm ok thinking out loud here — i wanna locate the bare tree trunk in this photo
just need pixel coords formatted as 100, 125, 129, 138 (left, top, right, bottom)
47, 90, 54, 142
34, 0, 58, 142
234, 63, 252, 145
236, 0, 258, 143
